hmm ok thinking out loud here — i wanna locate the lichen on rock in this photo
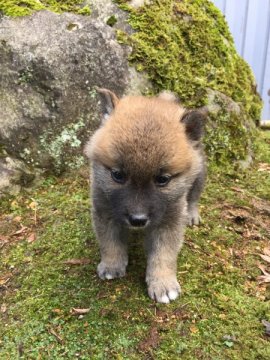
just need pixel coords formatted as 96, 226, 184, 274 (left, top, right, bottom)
39, 119, 86, 174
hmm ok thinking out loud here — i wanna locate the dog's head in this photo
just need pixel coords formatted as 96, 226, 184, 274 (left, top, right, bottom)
85, 89, 205, 229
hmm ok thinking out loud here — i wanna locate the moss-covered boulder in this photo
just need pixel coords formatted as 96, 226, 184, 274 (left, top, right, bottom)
116, 0, 262, 163
0, 0, 262, 195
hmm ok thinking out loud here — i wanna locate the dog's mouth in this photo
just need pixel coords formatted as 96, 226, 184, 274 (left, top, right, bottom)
124, 216, 150, 231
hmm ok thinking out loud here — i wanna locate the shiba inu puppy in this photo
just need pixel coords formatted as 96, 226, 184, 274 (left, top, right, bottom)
84, 89, 206, 303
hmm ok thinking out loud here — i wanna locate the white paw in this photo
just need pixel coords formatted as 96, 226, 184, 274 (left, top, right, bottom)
104, 273, 113, 280
168, 289, 179, 300
97, 262, 126, 280
159, 295, 170, 304
147, 277, 181, 304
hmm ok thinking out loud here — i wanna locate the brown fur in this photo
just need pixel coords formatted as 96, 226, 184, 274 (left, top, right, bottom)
86, 96, 198, 176
85, 90, 206, 303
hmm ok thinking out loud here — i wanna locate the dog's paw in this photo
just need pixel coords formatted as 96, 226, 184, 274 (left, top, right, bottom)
187, 206, 201, 226
97, 261, 126, 280
147, 277, 181, 304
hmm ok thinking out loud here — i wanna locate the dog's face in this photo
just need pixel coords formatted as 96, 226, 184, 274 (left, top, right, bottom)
85, 90, 205, 229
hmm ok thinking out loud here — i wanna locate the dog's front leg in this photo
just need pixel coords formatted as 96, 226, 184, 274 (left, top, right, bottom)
145, 225, 184, 303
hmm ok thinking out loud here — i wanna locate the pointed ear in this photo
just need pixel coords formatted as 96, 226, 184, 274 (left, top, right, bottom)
96, 87, 119, 118
181, 109, 207, 141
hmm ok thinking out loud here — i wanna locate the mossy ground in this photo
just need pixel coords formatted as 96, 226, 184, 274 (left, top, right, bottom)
0, 0, 91, 17
0, 131, 270, 359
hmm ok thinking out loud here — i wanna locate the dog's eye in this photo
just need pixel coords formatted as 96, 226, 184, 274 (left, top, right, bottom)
154, 174, 171, 187
111, 169, 126, 184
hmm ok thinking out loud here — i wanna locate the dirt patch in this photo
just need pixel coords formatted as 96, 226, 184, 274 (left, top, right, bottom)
221, 197, 270, 241
138, 325, 160, 353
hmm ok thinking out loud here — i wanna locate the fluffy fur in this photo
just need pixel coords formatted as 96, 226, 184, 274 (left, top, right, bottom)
84, 89, 206, 303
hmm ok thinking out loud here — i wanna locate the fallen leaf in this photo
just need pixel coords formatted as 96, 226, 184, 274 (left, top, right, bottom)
27, 233, 36, 243
64, 258, 90, 265
190, 325, 199, 334
48, 327, 64, 344
13, 216, 22, 222
259, 254, 270, 264
258, 276, 270, 284
262, 320, 270, 336
11, 226, 28, 236
263, 248, 270, 257
70, 308, 90, 315
258, 264, 269, 276
257, 264, 270, 284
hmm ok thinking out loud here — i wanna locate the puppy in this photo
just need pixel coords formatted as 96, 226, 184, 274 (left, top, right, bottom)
84, 89, 206, 303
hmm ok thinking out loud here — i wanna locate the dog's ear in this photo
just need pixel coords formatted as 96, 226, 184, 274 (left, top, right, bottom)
96, 87, 119, 122
181, 109, 207, 141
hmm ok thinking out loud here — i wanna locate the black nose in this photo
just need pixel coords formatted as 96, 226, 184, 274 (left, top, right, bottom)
128, 214, 148, 227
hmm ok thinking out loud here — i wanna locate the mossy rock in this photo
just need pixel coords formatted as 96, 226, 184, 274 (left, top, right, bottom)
0, 10, 142, 178
0, 0, 262, 195
116, 0, 262, 164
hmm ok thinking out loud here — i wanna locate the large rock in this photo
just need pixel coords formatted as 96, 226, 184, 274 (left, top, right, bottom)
0, 9, 149, 181
0, 1, 262, 195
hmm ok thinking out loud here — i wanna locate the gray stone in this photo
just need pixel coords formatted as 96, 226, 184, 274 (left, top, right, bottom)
89, 0, 132, 33
0, 156, 36, 197
0, 9, 150, 190
206, 89, 241, 116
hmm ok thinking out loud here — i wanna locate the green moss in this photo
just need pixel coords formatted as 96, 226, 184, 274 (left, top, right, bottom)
0, 0, 91, 17
204, 92, 255, 164
77, 5, 91, 16
1, 132, 270, 358
116, 0, 262, 164
106, 15, 118, 27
